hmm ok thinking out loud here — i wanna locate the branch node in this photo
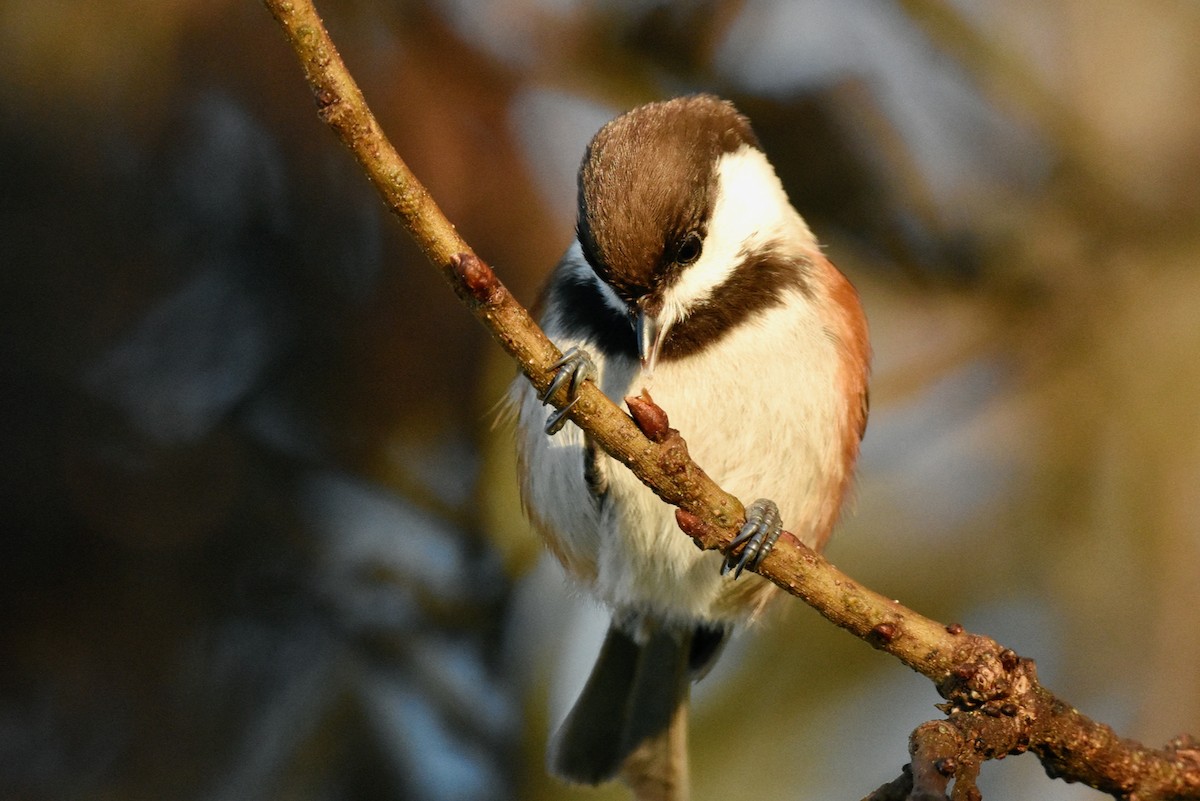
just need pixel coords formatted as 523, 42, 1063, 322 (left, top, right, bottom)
935, 757, 957, 777
626, 390, 671, 442
450, 252, 503, 305
675, 508, 723, 551
870, 621, 899, 645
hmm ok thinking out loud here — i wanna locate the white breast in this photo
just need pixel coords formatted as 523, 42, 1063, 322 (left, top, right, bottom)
514, 272, 848, 628
598, 296, 845, 626
515, 146, 851, 627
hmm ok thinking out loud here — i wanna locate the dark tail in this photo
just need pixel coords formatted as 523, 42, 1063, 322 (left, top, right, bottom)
548, 621, 726, 786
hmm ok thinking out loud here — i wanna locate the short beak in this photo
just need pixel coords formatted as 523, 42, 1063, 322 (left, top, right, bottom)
634, 301, 665, 374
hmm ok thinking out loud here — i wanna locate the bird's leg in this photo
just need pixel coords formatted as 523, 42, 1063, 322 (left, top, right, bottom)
540, 346, 597, 435
721, 498, 783, 579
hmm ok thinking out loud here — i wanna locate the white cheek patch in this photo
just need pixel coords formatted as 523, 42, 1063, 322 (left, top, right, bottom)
659, 145, 813, 329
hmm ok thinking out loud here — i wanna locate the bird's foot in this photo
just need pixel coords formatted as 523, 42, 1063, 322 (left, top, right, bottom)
540, 346, 597, 435
721, 498, 783, 579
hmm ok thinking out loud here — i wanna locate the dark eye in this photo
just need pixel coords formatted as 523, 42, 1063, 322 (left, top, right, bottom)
676, 232, 703, 265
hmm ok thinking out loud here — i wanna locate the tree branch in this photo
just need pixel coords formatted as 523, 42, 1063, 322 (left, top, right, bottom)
262, 1, 1200, 797
262, 0, 748, 536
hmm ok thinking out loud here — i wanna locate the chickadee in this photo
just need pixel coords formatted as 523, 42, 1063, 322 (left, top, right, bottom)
512, 95, 870, 787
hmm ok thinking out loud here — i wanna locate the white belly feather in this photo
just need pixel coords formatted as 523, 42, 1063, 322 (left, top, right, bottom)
514, 296, 846, 627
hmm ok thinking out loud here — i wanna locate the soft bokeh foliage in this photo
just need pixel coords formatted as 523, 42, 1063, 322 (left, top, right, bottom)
1, 1, 1197, 800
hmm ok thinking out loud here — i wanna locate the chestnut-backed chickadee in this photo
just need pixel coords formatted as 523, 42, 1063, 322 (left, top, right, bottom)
511, 95, 870, 787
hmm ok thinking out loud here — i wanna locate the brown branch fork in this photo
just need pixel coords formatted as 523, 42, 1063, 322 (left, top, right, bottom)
262, 1, 1200, 797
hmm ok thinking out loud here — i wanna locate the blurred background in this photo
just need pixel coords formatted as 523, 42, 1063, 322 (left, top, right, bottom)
2, 1, 1198, 799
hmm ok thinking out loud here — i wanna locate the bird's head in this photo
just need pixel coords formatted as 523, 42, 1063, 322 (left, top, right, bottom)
575, 95, 816, 372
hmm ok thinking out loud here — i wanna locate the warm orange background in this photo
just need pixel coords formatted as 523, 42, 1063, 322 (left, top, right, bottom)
1, 2, 1197, 800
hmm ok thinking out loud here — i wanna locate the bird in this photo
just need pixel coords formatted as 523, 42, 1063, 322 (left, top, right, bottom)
510, 94, 870, 793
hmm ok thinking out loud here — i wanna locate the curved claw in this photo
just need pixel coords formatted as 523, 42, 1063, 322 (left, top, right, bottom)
540, 346, 596, 435
721, 499, 783, 579
544, 394, 583, 435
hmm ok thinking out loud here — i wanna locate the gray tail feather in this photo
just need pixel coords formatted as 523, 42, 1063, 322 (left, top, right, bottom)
549, 621, 726, 785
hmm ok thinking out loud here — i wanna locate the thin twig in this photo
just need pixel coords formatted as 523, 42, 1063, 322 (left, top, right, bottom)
262, 0, 750, 536
262, 2, 1200, 798
861, 764, 913, 801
